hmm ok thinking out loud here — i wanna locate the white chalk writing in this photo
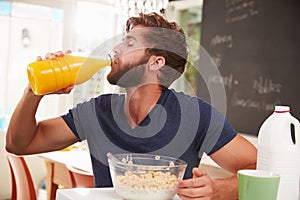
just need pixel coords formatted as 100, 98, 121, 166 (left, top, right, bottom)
212, 54, 222, 68
231, 92, 281, 111
209, 74, 239, 90
210, 34, 233, 48
252, 76, 282, 94
225, 0, 259, 23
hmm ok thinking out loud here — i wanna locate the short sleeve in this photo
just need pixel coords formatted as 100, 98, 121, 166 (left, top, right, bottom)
61, 112, 80, 140
197, 101, 237, 156
61, 98, 97, 141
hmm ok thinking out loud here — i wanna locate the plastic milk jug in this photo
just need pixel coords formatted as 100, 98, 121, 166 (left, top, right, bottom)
257, 106, 300, 200
27, 53, 112, 95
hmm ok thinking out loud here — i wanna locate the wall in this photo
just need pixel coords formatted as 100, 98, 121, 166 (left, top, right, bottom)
198, 0, 300, 135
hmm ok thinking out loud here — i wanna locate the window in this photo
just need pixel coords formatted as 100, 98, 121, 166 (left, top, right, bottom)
0, 0, 73, 130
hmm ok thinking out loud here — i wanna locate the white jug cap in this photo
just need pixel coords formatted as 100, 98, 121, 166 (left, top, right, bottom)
274, 105, 290, 113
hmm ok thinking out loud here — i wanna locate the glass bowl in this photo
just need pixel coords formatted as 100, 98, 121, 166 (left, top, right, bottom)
107, 153, 187, 200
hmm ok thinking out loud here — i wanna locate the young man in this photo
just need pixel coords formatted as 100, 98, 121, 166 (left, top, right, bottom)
6, 13, 256, 199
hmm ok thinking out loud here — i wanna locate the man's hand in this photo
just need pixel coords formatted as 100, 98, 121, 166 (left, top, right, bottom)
36, 49, 72, 61
176, 167, 214, 200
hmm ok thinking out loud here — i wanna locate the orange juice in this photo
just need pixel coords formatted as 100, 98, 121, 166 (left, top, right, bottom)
27, 54, 112, 95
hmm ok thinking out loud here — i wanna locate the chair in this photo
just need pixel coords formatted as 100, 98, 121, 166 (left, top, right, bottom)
6, 152, 36, 200
66, 164, 94, 188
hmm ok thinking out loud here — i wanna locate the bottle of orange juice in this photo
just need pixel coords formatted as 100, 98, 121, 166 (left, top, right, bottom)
27, 53, 112, 95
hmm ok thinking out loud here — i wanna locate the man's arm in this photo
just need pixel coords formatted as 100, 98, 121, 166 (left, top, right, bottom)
209, 133, 256, 199
176, 134, 257, 199
210, 134, 257, 172
6, 86, 79, 155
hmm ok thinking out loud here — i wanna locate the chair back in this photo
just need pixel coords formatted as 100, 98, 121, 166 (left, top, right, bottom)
6, 152, 36, 200
66, 164, 94, 188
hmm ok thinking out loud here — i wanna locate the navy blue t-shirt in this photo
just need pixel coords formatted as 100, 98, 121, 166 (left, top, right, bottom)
62, 89, 237, 187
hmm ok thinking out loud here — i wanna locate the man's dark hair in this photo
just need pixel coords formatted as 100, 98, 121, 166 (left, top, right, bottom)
126, 12, 189, 88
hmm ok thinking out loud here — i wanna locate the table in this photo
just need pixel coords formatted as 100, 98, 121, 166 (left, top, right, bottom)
40, 149, 236, 200
56, 188, 181, 200
39, 150, 92, 200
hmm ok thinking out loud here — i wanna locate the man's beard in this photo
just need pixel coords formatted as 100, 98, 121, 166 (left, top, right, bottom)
107, 56, 148, 88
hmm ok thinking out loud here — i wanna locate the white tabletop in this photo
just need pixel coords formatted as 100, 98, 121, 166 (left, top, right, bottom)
39, 150, 93, 173
56, 188, 181, 200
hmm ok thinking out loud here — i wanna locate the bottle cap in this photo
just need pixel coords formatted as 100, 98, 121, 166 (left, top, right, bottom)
274, 106, 290, 113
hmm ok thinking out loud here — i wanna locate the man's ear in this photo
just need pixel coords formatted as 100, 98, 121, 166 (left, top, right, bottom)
148, 56, 165, 71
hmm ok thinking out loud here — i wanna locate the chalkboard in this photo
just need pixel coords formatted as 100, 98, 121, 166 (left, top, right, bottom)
196, 0, 300, 135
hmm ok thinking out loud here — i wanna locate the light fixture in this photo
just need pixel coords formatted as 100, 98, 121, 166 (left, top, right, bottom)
116, 0, 169, 17
21, 28, 31, 48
